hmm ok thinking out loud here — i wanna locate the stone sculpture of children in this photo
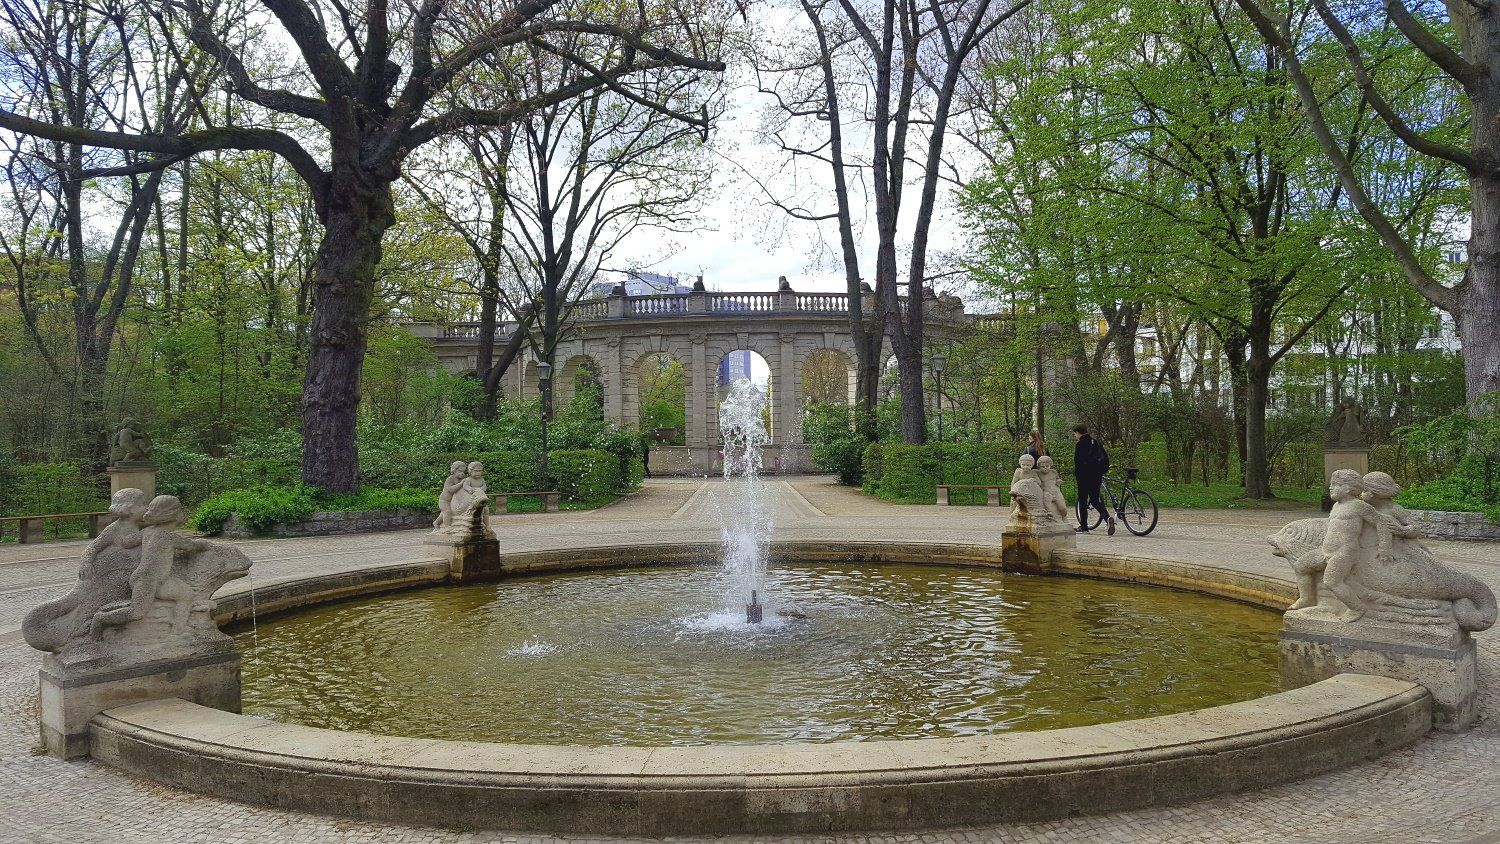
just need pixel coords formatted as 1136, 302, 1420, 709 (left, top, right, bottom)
1360, 471, 1421, 558
1300, 469, 1397, 621
1035, 455, 1070, 523
91, 495, 210, 637
451, 461, 491, 535
22, 488, 149, 653
433, 460, 468, 530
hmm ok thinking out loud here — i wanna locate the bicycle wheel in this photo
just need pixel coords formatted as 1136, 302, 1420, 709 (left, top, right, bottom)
1119, 488, 1158, 536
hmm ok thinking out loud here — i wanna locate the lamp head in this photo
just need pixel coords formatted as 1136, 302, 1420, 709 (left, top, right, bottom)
933, 353, 947, 375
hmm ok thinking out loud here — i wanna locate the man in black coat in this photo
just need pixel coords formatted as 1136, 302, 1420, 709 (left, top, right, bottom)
1072, 424, 1115, 535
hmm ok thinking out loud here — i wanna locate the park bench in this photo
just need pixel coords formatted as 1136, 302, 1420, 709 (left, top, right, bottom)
492, 491, 561, 514
0, 511, 114, 544
935, 484, 1004, 507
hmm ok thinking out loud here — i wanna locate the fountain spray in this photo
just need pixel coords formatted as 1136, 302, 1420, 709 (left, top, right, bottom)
718, 379, 772, 624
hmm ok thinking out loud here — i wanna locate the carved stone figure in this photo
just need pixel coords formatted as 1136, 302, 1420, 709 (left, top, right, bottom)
1035, 455, 1070, 523
1324, 398, 1367, 447
22, 488, 149, 652
1008, 454, 1044, 531
433, 460, 468, 530
431, 461, 492, 540
25, 492, 251, 669
1268, 471, 1496, 636
109, 417, 154, 465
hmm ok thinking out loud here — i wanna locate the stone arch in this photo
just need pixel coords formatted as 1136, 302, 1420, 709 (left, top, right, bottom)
625, 348, 691, 445
557, 353, 605, 412
704, 334, 785, 446
800, 347, 855, 406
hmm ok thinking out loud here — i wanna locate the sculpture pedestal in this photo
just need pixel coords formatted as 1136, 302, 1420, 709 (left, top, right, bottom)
1279, 612, 1475, 731
39, 648, 240, 759
1320, 448, 1370, 511
1001, 523, 1076, 574
427, 533, 503, 583
106, 462, 157, 499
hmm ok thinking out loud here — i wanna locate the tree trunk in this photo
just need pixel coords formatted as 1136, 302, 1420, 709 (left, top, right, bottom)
1243, 337, 1274, 499
853, 323, 883, 439
1225, 331, 1248, 483
299, 174, 396, 493
474, 266, 500, 421
896, 347, 926, 444
1462, 170, 1500, 403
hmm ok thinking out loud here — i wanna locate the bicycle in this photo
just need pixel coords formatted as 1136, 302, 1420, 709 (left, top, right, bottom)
1081, 467, 1159, 536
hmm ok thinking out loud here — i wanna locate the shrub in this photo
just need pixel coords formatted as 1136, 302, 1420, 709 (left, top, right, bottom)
0, 461, 105, 517
191, 485, 318, 533
191, 485, 437, 534
547, 449, 622, 503
813, 437, 865, 486
592, 429, 645, 490
861, 443, 883, 494
869, 443, 941, 502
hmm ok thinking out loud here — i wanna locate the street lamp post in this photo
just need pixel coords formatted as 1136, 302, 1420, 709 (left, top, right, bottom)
537, 360, 553, 477
932, 353, 947, 444
933, 353, 946, 486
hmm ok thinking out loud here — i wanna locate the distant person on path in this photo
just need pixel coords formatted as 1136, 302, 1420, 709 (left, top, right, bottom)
1072, 424, 1115, 535
1024, 428, 1047, 461
640, 434, 652, 478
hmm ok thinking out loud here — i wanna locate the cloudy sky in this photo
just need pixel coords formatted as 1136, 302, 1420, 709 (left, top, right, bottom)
599, 22, 979, 296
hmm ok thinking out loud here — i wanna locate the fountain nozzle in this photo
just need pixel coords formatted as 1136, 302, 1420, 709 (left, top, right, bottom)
746, 590, 763, 624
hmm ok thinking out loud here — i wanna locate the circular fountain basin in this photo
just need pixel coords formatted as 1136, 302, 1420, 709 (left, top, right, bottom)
235, 563, 1281, 745
85, 542, 1433, 835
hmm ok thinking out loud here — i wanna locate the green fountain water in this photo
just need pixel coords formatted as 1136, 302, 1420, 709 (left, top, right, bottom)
236, 562, 1279, 746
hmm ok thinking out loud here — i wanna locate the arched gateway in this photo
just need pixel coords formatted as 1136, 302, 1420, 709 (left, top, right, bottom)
409, 284, 976, 474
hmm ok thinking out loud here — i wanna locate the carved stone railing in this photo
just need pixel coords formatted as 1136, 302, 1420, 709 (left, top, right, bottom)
629, 294, 690, 315
708, 292, 776, 312
796, 293, 848, 312
427, 289, 966, 340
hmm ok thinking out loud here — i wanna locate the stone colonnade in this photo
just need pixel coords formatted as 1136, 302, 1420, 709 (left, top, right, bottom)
413, 289, 969, 474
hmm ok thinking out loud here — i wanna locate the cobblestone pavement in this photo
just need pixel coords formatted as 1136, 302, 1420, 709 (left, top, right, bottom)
2, 477, 1499, 843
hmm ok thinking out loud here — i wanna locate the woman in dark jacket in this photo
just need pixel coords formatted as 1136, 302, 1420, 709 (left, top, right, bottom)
1072, 424, 1114, 535
1023, 428, 1047, 461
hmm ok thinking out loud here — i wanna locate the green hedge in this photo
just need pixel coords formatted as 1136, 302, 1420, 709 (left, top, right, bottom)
812, 437, 865, 485
359, 450, 538, 492
862, 443, 1013, 504
189, 447, 631, 534
547, 449, 624, 503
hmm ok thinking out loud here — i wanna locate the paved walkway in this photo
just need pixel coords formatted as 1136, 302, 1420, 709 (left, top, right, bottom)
1, 477, 1498, 843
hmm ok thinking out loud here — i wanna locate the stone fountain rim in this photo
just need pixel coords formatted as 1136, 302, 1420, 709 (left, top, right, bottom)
82, 538, 1434, 835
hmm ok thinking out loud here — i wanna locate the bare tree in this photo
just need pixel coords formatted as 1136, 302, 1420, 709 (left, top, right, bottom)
0, 0, 199, 463
501, 36, 718, 421
755, 0, 1029, 443
0, 0, 727, 490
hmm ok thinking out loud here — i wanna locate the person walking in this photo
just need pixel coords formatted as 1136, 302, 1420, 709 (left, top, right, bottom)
1023, 428, 1047, 461
1072, 424, 1114, 535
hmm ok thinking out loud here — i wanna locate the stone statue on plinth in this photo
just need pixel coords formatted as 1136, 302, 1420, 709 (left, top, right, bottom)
1035, 455, 1071, 524
23, 491, 252, 757
1002, 453, 1075, 572
428, 460, 493, 542
1324, 398, 1368, 447
109, 417, 154, 465
106, 418, 158, 497
427, 460, 502, 581
1270, 470, 1495, 729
